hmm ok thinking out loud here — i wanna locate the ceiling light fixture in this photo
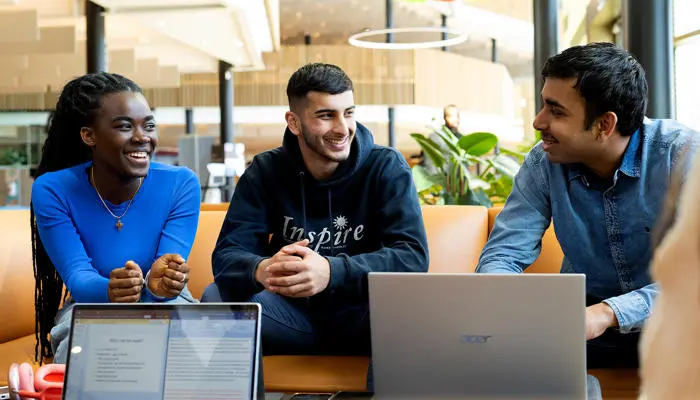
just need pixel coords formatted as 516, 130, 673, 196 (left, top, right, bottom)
348, 27, 467, 50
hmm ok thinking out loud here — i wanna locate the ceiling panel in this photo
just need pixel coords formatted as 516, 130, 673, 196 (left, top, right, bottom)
0, 55, 28, 70
0, 0, 277, 92
13, 0, 76, 18
0, 25, 76, 54
278, 0, 534, 78
91, 0, 225, 11
0, 8, 38, 42
121, 8, 252, 67
153, 65, 181, 88
0, 75, 18, 87
109, 48, 136, 75
465, 0, 533, 22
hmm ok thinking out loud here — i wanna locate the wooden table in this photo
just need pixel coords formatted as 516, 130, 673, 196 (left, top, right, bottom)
269, 369, 641, 399
589, 369, 640, 399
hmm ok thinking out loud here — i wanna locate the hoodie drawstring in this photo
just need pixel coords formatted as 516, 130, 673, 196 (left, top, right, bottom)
328, 188, 334, 256
299, 171, 335, 256
300, 172, 307, 240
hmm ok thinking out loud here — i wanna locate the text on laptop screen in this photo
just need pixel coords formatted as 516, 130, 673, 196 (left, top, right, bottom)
63, 305, 259, 400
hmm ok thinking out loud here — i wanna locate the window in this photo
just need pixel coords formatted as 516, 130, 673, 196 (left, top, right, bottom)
674, 0, 700, 131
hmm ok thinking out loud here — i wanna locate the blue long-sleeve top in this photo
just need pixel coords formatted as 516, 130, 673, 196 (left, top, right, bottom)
31, 161, 201, 303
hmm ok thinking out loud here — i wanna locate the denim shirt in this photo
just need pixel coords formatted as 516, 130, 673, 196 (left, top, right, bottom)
476, 119, 699, 333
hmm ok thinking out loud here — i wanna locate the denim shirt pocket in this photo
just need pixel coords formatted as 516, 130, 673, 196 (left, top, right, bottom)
618, 214, 653, 286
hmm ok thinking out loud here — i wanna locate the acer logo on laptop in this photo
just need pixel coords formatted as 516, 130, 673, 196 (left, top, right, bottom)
460, 335, 491, 343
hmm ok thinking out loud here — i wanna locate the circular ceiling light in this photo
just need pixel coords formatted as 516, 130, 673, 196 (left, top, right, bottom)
348, 27, 468, 50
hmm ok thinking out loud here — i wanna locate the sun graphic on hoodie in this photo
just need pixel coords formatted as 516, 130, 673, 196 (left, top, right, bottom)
333, 215, 349, 230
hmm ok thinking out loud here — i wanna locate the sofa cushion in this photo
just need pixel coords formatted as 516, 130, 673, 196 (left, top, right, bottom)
187, 210, 225, 299
200, 203, 230, 212
0, 210, 36, 344
0, 334, 40, 386
421, 205, 488, 273
188, 205, 491, 297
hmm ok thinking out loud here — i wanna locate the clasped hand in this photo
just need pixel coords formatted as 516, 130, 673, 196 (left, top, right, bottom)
256, 239, 331, 298
107, 254, 189, 302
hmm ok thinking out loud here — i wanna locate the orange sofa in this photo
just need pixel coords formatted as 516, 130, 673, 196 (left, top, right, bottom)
0, 204, 564, 390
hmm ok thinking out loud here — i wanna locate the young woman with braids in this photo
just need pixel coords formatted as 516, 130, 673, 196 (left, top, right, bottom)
31, 72, 201, 364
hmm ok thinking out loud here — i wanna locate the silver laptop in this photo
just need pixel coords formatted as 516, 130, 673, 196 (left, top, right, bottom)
369, 273, 586, 400
62, 303, 262, 400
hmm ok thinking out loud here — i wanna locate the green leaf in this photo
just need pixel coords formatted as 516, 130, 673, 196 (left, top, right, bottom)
431, 125, 463, 156
455, 188, 493, 207
410, 133, 445, 171
412, 165, 443, 192
491, 155, 522, 177
0, 148, 28, 165
447, 160, 470, 196
498, 147, 527, 163
468, 177, 491, 191
486, 174, 513, 201
417, 183, 444, 205
448, 161, 459, 196
458, 132, 499, 156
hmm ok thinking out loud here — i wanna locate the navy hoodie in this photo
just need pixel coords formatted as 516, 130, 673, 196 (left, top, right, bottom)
212, 122, 429, 304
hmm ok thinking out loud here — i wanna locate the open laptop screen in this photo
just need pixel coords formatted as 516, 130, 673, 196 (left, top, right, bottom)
62, 303, 261, 400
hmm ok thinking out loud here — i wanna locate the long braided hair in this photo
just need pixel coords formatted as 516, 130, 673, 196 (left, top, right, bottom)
32, 72, 142, 363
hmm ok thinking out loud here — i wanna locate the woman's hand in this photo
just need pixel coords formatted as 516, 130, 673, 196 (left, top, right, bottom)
147, 254, 190, 299
108, 261, 144, 303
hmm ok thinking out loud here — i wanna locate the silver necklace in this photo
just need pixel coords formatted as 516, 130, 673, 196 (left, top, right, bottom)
91, 166, 143, 231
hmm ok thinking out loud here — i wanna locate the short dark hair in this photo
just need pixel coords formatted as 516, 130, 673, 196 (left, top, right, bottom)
286, 63, 353, 109
541, 42, 648, 136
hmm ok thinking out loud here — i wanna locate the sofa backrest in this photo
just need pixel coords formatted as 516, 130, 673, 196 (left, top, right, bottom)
0, 209, 36, 343
421, 205, 488, 273
200, 203, 230, 212
187, 210, 224, 299
0, 204, 564, 345
186, 205, 490, 299
487, 206, 564, 273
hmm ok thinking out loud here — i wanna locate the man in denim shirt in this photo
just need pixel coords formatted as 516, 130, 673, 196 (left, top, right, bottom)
476, 42, 698, 368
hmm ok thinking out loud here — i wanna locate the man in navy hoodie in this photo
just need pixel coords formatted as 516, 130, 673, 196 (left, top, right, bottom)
203, 63, 429, 356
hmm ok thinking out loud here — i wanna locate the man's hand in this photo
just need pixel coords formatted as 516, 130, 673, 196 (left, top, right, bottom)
586, 302, 618, 340
108, 261, 144, 303
265, 241, 331, 298
255, 240, 307, 288
147, 254, 189, 299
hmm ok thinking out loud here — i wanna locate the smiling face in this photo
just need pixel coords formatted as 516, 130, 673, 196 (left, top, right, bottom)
81, 91, 157, 179
532, 77, 603, 164
288, 90, 356, 164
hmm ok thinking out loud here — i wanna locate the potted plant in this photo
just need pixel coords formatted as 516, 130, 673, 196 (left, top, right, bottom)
0, 147, 28, 166
411, 125, 535, 207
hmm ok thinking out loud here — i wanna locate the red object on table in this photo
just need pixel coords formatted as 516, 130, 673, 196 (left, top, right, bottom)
7, 363, 64, 400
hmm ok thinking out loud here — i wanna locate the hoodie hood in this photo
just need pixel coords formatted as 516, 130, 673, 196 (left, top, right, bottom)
281, 122, 374, 187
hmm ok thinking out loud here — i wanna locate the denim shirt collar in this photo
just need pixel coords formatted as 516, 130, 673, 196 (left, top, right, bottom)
566, 128, 642, 182
618, 128, 642, 178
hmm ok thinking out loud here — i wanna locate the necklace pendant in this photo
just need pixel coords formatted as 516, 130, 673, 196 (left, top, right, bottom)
116, 219, 123, 231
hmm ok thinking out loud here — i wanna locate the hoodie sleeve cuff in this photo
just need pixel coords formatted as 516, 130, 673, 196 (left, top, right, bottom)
327, 256, 347, 290
249, 255, 266, 291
